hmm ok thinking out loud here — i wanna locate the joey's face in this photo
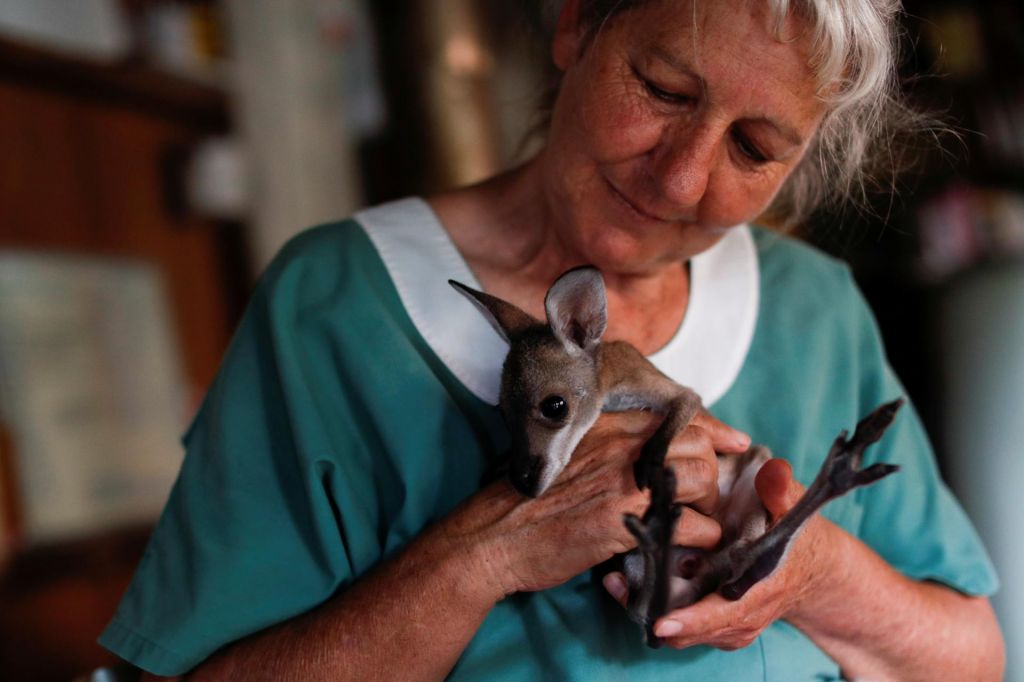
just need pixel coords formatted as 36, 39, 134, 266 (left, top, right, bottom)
502, 337, 604, 497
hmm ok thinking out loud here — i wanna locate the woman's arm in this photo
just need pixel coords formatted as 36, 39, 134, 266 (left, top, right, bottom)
786, 517, 1004, 681
144, 495, 508, 682
144, 411, 746, 681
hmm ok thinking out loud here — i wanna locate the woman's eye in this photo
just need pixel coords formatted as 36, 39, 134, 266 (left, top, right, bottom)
733, 131, 768, 164
539, 395, 568, 421
640, 76, 693, 105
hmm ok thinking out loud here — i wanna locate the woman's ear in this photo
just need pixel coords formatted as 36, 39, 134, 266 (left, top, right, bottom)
552, 0, 584, 70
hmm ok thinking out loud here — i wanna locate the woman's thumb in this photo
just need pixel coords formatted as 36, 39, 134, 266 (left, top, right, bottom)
755, 458, 802, 521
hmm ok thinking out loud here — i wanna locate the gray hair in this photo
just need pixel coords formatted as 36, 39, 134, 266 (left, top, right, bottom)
543, 0, 927, 226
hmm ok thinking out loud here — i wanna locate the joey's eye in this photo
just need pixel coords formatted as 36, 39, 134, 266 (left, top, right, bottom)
540, 395, 568, 421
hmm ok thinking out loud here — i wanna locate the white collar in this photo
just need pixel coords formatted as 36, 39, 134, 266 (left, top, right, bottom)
356, 197, 759, 407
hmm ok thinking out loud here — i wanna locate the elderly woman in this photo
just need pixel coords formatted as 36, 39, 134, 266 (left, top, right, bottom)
102, 0, 1004, 679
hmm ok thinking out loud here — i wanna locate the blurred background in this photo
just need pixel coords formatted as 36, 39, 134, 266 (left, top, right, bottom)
0, 1, 1020, 679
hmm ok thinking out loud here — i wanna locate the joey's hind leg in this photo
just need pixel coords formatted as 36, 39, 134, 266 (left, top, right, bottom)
622, 465, 682, 647
717, 399, 904, 601
634, 392, 701, 490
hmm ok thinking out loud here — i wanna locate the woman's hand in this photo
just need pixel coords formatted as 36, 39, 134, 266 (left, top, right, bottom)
436, 410, 752, 601
602, 457, 826, 650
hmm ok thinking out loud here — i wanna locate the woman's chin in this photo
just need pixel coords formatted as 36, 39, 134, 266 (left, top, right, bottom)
578, 222, 724, 274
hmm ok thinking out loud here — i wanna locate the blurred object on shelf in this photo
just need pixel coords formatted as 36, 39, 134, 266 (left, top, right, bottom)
917, 184, 1024, 281
0, 0, 230, 86
356, 0, 546, 205
223, 0, 366, 270
185, 136, 251, 220
0, 0, 131, 61
913, 3, 1024, 186
485, 3, 549, 168
0, 253, 188, 549
0, 34, 228, 130
921, 6, 986, 79
417, 0, 502, 190
319, 0, 387, 140
138, 1, 224, 81
974, 89, 1024, 173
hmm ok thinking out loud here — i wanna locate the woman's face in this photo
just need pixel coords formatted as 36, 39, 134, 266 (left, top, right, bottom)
542, 0, 827, 273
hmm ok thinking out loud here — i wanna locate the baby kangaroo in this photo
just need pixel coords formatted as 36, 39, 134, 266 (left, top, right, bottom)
450, 266, 902, 646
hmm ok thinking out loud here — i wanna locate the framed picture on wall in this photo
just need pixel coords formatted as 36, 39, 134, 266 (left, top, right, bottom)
0, 251, 189, 550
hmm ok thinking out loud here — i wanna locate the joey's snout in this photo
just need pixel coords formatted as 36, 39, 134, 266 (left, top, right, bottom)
510, 454, 546, 497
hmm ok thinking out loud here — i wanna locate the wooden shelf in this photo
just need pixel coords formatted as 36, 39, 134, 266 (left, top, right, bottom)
0, 35, 229, 130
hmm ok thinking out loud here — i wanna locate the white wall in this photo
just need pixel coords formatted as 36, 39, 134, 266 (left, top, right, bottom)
940, 263, 1024, 681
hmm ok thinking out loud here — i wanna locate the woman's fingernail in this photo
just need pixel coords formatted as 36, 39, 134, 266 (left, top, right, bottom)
655, 620, 683, 638
734, 431, 751, 449
603, 574, 627, 602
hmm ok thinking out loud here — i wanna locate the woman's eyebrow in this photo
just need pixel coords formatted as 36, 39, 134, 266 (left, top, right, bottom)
649, 45, 705, 86
750, 117, 805, 147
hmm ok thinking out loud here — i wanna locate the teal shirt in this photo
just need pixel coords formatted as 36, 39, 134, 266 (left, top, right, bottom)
100, 200, 998, 679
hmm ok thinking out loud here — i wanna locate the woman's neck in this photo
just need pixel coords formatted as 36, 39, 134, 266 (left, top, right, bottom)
428, 159, 690, 356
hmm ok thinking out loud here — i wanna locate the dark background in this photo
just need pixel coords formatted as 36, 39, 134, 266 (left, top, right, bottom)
0, 1, 1020, 679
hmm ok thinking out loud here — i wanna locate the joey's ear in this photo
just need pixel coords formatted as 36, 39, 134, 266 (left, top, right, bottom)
545, 266, 607, 353
552, 0, 584, 70
449, 280, 540, 343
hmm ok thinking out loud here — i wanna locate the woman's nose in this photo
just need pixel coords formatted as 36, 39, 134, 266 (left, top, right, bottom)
648, 122, 721, 210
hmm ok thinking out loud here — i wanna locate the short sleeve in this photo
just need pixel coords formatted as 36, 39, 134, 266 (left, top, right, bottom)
99, 225, 389, 675
846, 277, 999, 597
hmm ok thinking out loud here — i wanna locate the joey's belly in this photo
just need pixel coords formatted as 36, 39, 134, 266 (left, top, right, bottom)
714, 446, 772, 543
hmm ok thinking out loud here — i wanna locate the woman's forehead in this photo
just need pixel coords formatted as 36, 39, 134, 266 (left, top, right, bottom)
617, 1, 825, 127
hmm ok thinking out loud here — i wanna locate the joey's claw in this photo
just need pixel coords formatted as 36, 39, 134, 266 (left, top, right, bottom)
818, 399, 904, 497
852, 398, 905, 445
852, 462, 900, 487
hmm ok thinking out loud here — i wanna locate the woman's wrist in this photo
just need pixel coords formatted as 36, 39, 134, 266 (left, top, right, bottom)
780, 514, 855, 628
422, 484, 522, 608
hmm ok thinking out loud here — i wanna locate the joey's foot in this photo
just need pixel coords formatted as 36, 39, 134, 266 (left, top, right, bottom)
715, 401, 904, 604
622, 464, 683, 646
718, 541, 788, 601
623, 466, 680, 558
822, 399, 904, 496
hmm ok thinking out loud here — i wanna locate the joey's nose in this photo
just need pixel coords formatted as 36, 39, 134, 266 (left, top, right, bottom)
510, 455, 545, 497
